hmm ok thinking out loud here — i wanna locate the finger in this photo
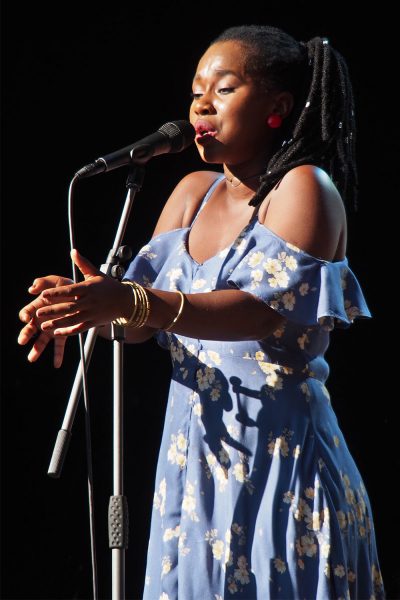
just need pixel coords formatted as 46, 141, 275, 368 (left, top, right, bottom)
27, 332, 52, 362
37, 301, 79, 319
41, 311, 85, 332
19, 301, 41, 323
53, 336, 67, 368
71, 249, 102, 280
18, 318, 40, 345
54, 321, 95, 337
28, 276, 66, 295
41, 282, 91, 301
19, 293, 62, 323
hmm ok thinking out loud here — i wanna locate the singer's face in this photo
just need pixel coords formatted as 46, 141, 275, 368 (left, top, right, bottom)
190, 40, 279, 166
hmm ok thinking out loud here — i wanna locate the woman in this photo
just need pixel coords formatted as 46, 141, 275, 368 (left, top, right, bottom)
19, 25, 384, 599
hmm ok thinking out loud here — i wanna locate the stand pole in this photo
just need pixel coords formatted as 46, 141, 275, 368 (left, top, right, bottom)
109, 324, 128, 599
48, 166, 145, 600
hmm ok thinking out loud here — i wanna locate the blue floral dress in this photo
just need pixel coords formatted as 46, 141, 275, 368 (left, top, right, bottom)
124, 175, 384, 600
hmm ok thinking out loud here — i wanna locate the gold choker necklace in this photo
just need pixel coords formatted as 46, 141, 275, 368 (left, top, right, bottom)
225, 172, 264, 188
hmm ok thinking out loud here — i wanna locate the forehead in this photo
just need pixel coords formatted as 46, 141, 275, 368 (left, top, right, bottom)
194, 40, 250, 80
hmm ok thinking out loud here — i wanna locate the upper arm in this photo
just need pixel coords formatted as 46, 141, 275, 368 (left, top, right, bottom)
261, 165, 347, 261
152, 170, 223, 238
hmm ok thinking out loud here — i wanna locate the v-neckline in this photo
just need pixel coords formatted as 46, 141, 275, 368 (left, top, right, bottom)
183, 215, 258, 267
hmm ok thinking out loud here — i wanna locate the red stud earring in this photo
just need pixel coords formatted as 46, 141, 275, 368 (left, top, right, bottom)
267, 114, 283, 128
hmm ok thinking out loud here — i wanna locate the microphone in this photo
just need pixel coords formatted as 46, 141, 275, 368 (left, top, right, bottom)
75, 119, 195, 178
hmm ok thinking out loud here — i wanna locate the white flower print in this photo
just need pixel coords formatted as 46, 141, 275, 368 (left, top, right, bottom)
273, 557, 287, 573
170, 340, 185, 364
248, 251, 265, 267
282, 291, 296, 310
283, 491, 295, 504
192, 278, 207, 290
304, 487, 315, 499
304, 510, 321, 531
196, 366, 216, 390
334, 564, 346, 578
138, 244, 157, 259
232, 455, 254, 494
159, 594, 169, 600
299, 282, 310, 296
269, 270, 290, 288
344, 299, 361, 321
219, 445, 230, 465
182, 480, 199, 522
193, 402, 203, 417
153, 478, 166, 516
210, 386, 221, 401
163, 525, 180, 542
285, 255, 298, 271
207, 350, 222, 366
348, 570, 356, 583
161, 556, 172, 576
232, 236, 247, 255
167, 432, 187, 469
178, 531, 191, 556
233, 462, 246, 482
268, 429, 293, 458
264, 258, 282, 275
166, 267, 182, 291
300, 534, 318, 557
266, 371, 283, 389
212, 539, 224, 560
318, 542, 330, 558
297, 333, 309, 350
250, 269, 263, 289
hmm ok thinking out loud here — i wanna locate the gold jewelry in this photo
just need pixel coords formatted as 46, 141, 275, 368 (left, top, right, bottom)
163, 290, 185, 331
225, 171, 264, 188
112, 281, 150, 328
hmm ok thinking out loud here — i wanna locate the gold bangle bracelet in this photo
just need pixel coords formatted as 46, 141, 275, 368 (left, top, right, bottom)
163, 290, 185, 331
112, 281, 150, 328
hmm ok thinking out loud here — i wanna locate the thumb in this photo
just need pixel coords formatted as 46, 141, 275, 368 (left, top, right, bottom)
71, 249, 101, 280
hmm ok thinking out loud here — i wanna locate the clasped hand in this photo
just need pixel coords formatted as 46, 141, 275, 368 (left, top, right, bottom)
18, 249, 129, 367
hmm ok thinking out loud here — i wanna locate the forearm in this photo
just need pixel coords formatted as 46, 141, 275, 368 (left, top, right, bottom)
145, 287, 284, 341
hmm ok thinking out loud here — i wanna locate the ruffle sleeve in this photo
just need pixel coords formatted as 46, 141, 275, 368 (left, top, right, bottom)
226, 224, 372, 328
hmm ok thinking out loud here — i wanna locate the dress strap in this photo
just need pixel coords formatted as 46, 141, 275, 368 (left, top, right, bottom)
190, 174, 225, 227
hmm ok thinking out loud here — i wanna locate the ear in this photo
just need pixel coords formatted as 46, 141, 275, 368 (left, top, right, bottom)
272, 91, 295, 119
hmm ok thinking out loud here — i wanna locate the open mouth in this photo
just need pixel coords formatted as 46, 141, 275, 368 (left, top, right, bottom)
195, 120, 217, 141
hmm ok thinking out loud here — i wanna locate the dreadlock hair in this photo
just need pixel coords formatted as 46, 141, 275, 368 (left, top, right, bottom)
212, 25, 358, 211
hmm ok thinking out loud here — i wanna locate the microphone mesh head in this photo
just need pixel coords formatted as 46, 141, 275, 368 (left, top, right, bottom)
159, 120, 195, 152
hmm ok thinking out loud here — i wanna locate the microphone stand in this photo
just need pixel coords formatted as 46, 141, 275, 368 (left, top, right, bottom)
48, 165, 146, 599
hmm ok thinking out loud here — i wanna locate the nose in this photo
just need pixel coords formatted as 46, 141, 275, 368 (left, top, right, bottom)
193, 94, 216, 116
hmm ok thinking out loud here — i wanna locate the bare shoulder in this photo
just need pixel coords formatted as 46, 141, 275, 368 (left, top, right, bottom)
152, 170, 223, 238
260, 165, 347, 261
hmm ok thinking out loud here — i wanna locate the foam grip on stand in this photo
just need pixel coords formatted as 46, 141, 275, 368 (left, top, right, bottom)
47, 429, 71, 478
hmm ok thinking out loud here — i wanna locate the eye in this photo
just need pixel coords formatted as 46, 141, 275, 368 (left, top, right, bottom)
218, 87, 235, 94
190, 92, 203, 99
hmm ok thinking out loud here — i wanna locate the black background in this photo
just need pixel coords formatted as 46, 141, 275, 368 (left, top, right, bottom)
2, 1, 398, 598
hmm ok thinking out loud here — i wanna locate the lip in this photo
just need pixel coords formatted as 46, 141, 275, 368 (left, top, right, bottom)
194, 119, 217, 137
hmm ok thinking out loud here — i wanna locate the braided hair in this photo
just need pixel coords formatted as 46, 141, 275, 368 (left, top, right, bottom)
212, 25, 358, 211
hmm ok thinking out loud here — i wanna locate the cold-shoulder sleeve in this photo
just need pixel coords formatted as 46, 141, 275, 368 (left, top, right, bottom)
227, 223, 372, 328
122, 231, 189, 348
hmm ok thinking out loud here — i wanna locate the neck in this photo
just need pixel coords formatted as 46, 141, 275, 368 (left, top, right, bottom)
225, 170, 265, 188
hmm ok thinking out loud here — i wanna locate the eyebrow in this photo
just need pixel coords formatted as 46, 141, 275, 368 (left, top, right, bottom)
193, 69, 239, 81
